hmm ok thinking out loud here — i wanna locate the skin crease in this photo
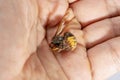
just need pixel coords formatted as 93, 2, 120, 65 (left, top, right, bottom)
0, 0, 120, 80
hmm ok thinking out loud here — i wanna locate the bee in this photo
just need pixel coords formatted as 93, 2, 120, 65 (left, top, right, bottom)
50, 32, 77, 52
50, 9, 77, 53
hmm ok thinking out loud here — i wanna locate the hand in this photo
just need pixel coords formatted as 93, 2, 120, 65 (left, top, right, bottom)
0, 0, 120, 80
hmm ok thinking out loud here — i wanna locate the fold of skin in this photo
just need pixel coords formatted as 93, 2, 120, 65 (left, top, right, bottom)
0, 0, 120, 80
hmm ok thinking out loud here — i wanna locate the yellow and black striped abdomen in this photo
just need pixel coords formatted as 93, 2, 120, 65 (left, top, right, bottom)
66, 36, 77, 50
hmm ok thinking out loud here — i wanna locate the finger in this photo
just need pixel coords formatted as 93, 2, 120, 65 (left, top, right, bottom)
37, 39, 68, 80
55, 45, 91, 80
88, 37, 120, 80
71, 0, 120, 26
68, 0, 79, 3
47, 9, 91, 80
83, 16, 120, 48
38, 0, 68, 27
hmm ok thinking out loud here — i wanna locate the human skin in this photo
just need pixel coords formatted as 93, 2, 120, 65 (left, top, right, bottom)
0, 0, 120, 80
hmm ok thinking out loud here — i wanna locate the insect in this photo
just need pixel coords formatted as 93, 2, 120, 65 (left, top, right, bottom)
50, 9, 77, 53
50, 32, 77, 52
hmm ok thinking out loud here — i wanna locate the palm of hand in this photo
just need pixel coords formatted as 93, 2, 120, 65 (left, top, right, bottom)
0, 0, 120, 80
